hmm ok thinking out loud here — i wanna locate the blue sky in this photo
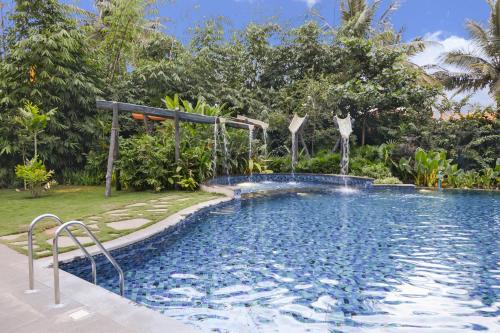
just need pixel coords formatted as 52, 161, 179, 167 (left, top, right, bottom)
4, 0, 492, 105
61, 0, 488, 42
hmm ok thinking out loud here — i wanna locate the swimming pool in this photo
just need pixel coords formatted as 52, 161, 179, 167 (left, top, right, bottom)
62, 187, 500, 332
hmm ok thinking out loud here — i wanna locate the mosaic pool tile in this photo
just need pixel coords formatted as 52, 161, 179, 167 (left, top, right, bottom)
62, 188, 500, 333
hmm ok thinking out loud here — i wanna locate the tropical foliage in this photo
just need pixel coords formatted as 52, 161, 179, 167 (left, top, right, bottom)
15, 158, 55, 197
0, 0, 498, 192
435, 0, 500, 105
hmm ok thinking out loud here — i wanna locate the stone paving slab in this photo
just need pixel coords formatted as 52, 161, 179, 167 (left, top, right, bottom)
125, 202, 148, 208
46, 236, 94, 247
107, 218, 151, 231
146, 209, 168, 213
0, 234, 23, 241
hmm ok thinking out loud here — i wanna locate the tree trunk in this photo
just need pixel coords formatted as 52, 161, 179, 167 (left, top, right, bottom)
361, 117, 366, 146
34, 133, 37, 158
105, 103, 119, 197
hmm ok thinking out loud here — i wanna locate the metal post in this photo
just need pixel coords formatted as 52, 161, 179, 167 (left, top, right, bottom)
143, 116, 151, 135
105, 103, 119, 197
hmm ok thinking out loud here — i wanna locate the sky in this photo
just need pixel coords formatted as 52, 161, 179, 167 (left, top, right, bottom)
10, 0, 495, 106
62, 0, 489, 43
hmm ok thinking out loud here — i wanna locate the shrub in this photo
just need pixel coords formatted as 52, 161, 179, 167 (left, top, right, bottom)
374, 177, 403, 185
351, 145, 381, 162
267, 155, 292, 173
296, 152, 341, 174
15, 158, 55, 197
117, 134, 175, 192
352, 162, 392, 179
478, 167, 498, 189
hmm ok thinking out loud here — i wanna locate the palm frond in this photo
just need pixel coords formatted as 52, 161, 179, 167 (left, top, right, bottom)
434, 70, 490, 92
379, 0, 400, 24
352, 0, 380, 36
441, 50, 492, 72
466, 20, 496, 57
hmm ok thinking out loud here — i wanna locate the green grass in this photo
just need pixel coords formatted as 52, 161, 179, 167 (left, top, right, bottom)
0, 186, 222, 257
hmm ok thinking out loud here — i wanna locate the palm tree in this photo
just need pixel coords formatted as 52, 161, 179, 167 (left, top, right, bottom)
338, 0, 382, 38
435, 0, 500, 106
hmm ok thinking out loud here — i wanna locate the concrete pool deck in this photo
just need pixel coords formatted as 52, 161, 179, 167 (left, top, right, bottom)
1, 197, 233, 333
0, 244, 197, 333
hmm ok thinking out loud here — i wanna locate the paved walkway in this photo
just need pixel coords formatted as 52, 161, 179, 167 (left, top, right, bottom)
0, 244, 196, 333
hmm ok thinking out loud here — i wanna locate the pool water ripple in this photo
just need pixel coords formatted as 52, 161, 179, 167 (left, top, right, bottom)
62, 189, 500, 332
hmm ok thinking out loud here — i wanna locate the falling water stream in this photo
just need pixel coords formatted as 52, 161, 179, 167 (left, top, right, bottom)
291, 131, 297, 175
248, 125, 254, 177
262, 128, 268, 157
212, 117, 218, 175
220, 121, 230, 183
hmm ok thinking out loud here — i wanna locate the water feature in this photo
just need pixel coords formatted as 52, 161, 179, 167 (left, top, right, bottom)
291, 133, 297, 174
248, 125, 254, 162
220, 120, 231, 183
63, 189, 500, 333
212, 117, 219, 175
262, 127, 268, 157
288, 115, 307, 175
248, 125, 255, 178
335, 115, 353, 175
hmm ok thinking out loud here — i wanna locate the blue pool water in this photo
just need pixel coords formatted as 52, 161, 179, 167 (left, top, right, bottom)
62, 188, 500, 332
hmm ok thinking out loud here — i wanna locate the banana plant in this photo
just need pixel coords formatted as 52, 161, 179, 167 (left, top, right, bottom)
414, 148, 451, 187
164, 94, 181, 110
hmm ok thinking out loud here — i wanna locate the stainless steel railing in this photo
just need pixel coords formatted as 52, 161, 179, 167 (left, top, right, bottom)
28, 214, 96, 291
52, 220, 125, 304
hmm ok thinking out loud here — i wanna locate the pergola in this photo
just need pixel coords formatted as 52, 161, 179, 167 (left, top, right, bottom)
96, 100, 268, 197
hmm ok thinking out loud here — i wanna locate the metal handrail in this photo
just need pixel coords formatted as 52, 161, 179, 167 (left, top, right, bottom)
52, 221, 125, 304
28, 214, 96, 291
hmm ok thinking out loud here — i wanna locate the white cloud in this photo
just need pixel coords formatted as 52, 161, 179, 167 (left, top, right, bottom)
411, 31, 494, 108
235, 0, 321, 7
301, 0, 321, 7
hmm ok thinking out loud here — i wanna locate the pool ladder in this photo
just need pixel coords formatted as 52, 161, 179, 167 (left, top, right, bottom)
28, 214, 124, 304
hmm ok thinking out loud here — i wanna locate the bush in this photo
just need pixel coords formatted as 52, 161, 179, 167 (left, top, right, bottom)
296, 152, 341, 174
355, 163, 392, 179
267, 155, 292, 173
117, 134, 175, 192
374, 177, 402, 185
351, 145, 381, 162
15, 158, 55, 197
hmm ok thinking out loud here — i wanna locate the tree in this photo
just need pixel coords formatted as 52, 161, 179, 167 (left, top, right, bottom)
0, 0, 102, 171
436, 0, 500, 106
16, 101, 56, 159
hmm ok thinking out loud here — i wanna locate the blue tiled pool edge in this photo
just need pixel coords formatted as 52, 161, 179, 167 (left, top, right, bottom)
207, 173, 374, 187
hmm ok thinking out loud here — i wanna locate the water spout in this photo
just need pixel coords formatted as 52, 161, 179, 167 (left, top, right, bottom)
288, 114, 307, 175
335, 115, 353, 175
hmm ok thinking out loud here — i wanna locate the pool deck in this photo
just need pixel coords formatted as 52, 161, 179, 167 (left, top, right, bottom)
0, 197, 233, 333
0, 244, 198, 333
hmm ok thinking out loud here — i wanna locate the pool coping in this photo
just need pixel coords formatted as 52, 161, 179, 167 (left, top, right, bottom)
38, 196, 233, 266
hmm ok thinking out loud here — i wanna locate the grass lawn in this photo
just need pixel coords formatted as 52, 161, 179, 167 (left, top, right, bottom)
0, 186, 222, 257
